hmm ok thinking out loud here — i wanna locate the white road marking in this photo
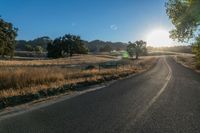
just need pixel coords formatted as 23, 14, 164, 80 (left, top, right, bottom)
133, 57, 172, 123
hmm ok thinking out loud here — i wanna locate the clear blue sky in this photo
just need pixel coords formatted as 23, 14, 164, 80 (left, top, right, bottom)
0, 0, 173, 42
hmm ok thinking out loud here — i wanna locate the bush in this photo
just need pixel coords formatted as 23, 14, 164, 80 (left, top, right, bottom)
84, 65, 96, 70
196, 58, 200, 69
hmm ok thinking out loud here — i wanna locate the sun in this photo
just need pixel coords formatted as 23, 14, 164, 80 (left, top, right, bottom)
146, 29, 173, 47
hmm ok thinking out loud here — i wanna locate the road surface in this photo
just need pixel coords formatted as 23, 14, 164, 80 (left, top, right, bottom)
1, 56, 200, 133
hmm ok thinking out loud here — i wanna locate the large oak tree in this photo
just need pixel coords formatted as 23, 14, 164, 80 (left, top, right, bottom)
127, 40, 147, 59
47, 34, 88, 58
0, 17, 17, 58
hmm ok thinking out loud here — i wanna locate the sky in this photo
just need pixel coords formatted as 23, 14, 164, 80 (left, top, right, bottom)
0, 0, 175, 44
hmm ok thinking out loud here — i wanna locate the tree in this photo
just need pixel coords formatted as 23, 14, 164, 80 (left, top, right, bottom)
166, 0, 200, 42
47, 37, 65, 58
127, 40, 147, 59
24, 44, 34, 51
127, 44, 135, 57
0, 17, 17, 58
35, 46, 43, 53
192, 35, 200, 68
63, 34, 88, 56
99, 45, 112, 52
166, 0, 200, 68
47, 34, 88, 58
29, 36, 51, 51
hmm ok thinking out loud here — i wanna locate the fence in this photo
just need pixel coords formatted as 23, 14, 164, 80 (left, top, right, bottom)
98, 61, 125, 72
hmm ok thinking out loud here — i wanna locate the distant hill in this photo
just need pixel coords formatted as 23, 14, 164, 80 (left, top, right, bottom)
16, 37, 192, 54
16, 38, 128, 53
16, 36, 52, 51
84, 40, 128, 52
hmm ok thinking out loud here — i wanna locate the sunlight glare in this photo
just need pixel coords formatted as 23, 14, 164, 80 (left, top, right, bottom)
146, 29, 173, 47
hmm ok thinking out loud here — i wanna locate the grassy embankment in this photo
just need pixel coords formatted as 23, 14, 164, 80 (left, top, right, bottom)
173, 54, 200, 72
0, 55, 157, 109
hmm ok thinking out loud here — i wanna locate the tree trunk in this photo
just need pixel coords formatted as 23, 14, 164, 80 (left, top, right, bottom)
70, 52, 73, 57
135, 52, 139, 59
1, 48, 4, 58
10, 52, 14, 60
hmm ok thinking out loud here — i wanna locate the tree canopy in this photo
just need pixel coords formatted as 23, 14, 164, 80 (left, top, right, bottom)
166, 0, 200, 68
47, 34, 88, 58
166, 0, 200, 42
127, 40, 147, 59
0, 17, 17, 58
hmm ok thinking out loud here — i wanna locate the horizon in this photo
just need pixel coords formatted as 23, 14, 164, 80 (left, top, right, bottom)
16, 38, 190, 48
0, 0, 180, 47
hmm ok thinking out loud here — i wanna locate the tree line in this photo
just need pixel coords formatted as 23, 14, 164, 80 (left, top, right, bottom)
16, 36, 51, 53
0, 16, 147, 59
0, 17, 89, 59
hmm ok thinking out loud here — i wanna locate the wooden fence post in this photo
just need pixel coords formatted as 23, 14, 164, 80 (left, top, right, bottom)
99, 64, 100, 72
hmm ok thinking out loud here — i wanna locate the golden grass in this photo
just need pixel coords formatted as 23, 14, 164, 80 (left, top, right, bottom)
0, 55, 116, 67
173, 55, 196, 69
0, 67, 65, 90
0, 56, 157, 99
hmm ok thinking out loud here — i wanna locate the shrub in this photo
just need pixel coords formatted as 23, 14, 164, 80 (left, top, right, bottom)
84, 65, 96, 70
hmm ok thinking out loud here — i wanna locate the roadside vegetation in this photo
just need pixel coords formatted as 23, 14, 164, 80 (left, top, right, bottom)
192, 36, 200, 69
166, 0, 200, 69
173, 54, 199, 71
0, 16, 157, 109
0, 55, 116, 66
0, 56, 157, 109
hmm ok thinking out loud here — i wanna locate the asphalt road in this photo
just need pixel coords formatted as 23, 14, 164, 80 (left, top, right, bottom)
1, 56, 200, 133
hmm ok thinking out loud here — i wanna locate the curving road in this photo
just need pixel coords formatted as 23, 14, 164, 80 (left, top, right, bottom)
1, 56, 200, 133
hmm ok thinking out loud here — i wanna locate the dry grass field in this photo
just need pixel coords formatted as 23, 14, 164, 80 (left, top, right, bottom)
0, 55, 157, 109
0, 55, 117, 67
173, 54, 198, 71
